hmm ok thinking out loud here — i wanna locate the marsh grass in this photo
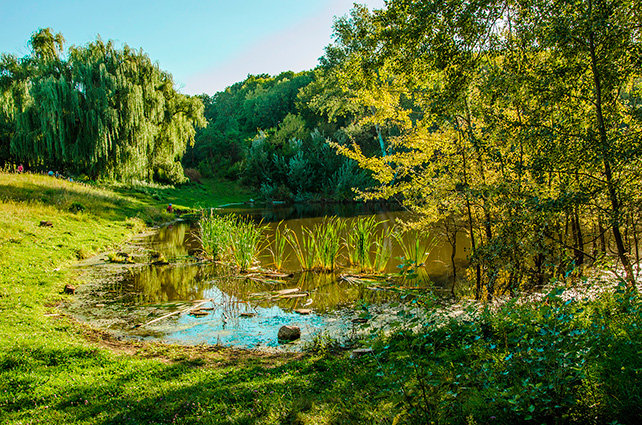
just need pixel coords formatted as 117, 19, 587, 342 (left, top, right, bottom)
343, 216, 396, 273
199, 213, 265, 271
286, 226, 317, 270
394, 229, 437, 268
311, 217, 346, 271
345, 216, 378, 270
372, 234, 393, 273
268, 221, 290, 270
285, 217, 346, 271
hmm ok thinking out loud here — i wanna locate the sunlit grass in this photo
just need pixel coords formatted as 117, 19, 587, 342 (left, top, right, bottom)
1, 172, 640, 424
310, 217, 345, 271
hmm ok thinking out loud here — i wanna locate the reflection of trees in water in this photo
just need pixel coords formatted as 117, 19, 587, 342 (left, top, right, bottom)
215, 271, 403, 313
129, 264, 219, 303
146, 224, 200, 260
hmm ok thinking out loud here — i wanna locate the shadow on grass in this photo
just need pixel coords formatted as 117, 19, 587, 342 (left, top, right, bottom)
1, 344, 386, 425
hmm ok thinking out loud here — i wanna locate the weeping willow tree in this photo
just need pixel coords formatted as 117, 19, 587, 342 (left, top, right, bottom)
0, 28, 205, 182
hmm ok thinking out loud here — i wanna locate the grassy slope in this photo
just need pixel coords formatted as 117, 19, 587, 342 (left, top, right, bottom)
110, 178, 255, 212
0, 173, 387, 425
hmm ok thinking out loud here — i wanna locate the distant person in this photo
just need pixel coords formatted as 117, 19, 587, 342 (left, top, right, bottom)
167, 203, 173, 213
17, 165, 23, 173
48, 171, 54, 177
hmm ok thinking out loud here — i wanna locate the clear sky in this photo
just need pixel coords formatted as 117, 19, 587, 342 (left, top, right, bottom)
0, 0, 385, 95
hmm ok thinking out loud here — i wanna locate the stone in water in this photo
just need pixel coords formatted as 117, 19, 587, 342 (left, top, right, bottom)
278, 325, 301, 342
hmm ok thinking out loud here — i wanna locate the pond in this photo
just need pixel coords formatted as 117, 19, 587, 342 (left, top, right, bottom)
66, 204, 470, 350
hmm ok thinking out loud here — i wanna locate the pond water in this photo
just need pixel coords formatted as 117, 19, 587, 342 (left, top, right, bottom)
67, 204, 470, 350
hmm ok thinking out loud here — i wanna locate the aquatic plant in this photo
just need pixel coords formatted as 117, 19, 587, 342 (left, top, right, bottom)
286, 217, 346, 271
311, 217, 346, 271
199, 213, 265, 271
268, 221, 290, 270
372, 233, 393, 273
286, 226, 317, 271
345, 216, 377, 271
394, 229, 437, 268
345, 216, 395, 272
199, 214, 233, 260
230, 218, 266, 271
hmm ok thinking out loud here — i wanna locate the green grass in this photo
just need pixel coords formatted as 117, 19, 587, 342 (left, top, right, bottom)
110, 177, 253, 212
1, 172, 641, 424
268, 221, 290, 271
0, 172, 392, 424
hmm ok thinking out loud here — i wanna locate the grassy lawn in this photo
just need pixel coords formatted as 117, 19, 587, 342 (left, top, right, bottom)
109, 178, 254, 213
0, 173, 390, 425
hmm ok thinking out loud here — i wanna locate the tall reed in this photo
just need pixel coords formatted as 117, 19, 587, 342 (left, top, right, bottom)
393, 229, 437, 267
286, 227, 317, 270
268, 221, 290, 270
372, 227, 394, 273
286, 217, 346, 271
199, 214, 233, 260
230, 218, 266, 271
199, 213, 265, 271
311, 217, 345, 271
345, 216, 381, 272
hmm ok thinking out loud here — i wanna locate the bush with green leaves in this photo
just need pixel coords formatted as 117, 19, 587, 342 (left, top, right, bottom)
366, 283, 642, 424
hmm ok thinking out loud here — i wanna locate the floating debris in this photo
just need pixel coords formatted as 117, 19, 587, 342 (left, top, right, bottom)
274, 288, 300, 295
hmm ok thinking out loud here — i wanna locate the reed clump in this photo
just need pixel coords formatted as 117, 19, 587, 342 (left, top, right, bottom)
393, 229, 437, 268
345, 216, 394, 273
286, 217, 345, 271
268, 221, 290, 271
199, 213, 265, 271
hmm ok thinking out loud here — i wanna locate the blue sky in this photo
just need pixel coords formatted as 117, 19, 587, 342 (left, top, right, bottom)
0, 0, 384, 95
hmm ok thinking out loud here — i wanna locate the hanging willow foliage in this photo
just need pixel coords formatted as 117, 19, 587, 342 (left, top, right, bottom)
0, 28, 205, 182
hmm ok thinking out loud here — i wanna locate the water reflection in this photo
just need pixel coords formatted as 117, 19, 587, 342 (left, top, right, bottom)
125, 263, 407, 313
159, 287, 343, 348
127, 264, 219, 304
143, 223, 201, 260
75, 205, 471, 349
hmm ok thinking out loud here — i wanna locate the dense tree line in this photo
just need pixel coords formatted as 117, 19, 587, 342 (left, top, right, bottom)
0, 29, 205, 183
183, 70, 385, 201
322, 0, 642, 295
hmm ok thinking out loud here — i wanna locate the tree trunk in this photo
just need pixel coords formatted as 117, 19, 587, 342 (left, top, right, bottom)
588, 21, 636, 288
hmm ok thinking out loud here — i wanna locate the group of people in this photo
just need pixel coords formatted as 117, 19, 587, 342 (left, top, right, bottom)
46, 170, 74, 182
10, 164, 78, 182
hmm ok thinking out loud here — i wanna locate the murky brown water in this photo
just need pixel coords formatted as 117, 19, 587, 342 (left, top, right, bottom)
68, 205, 470, 349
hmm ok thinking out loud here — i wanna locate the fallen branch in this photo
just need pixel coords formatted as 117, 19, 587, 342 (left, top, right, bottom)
136, 300, 210, 328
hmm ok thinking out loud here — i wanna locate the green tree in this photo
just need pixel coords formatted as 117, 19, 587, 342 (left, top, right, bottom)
0, 28, 205, 182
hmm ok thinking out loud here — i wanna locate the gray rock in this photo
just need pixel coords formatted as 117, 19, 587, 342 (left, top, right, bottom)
278, 325, 301, 342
